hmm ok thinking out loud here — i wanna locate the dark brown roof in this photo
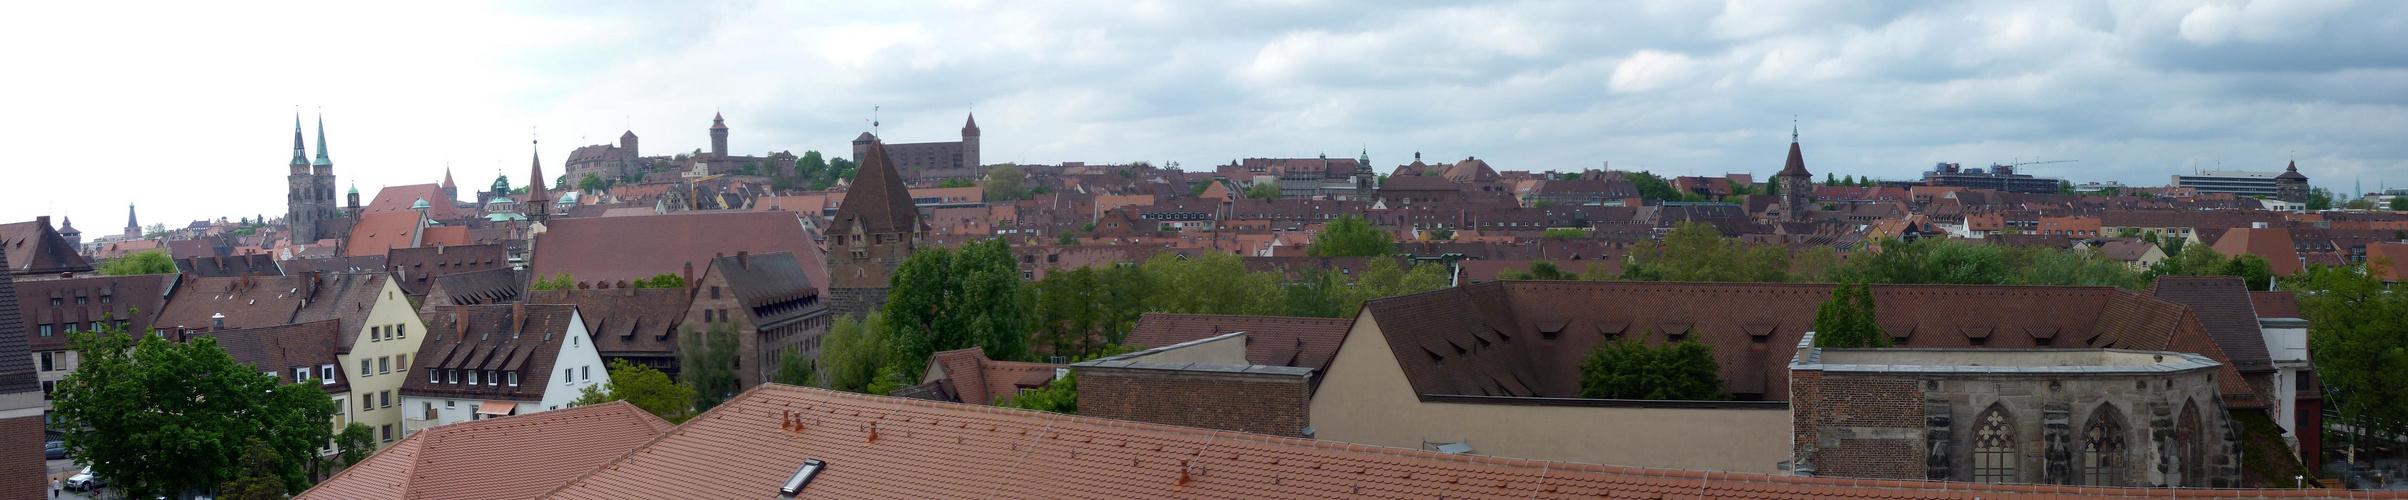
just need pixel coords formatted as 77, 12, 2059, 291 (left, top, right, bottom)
2149, 276, 2272, 371
525, 287, 686, 357
1359, 281, 2257, 405
2276, 161, 2308, 180
152, 275, 309, 333
532, 384, 2352, 499
0, 243, 37, 395
1126, 313, 1350, 372
387, 243, 510, 296
1777, 140, 1810, 178
428, 268, 526, 307
828, 141, 924, 235
2250, 291, 2301, 319
292, 273, 397, 354
176, 254, 282, 278
910, 347, 1061, 406
530, 211, 827, 293
278, 255, 387, 274
14, 273, 177, 352
403, 303, 579, 402
709, 251, 823, 330
0, 218, 93, 276
362, 183, 470, 220
198, 319, 348, 393
296, 400, 672, 500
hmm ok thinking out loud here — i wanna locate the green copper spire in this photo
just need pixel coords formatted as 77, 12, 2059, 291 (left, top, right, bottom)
313, 114, 332, 167
289, 113, 308, 168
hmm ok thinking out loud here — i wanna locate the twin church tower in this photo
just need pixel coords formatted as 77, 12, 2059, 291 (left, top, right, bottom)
287, 115, 341, 243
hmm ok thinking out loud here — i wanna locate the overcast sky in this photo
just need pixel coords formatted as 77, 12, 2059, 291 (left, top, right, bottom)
6, 0, 2404, 229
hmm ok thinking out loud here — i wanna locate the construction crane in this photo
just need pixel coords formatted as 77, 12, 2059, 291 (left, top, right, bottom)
2007, 158, 2079, 168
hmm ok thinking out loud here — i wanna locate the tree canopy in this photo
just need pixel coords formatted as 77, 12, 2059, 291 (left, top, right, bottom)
55, 328, 337, 498
1576, 338, 1728, 400
2286, 260, 2408, 462
983, 164, 1029, 201
1812, 282, 1891, 348
678, 321, 743, 412
1307, 215, 1394, 257
97, 250, 176, 275
882, 239, 1033, 379
1245, 182, 1281, 200
571, 358, 696, 423
1621, 221, 1790, 282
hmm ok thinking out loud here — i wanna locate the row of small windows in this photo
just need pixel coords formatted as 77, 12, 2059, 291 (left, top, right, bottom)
35, 320, 126, 337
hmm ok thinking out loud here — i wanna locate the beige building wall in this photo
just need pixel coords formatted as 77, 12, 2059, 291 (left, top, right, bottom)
335, 278, 427, 451
1308, 310, 1793, 473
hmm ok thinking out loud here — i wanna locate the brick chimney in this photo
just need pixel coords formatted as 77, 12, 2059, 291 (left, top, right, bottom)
737, 251, 750, 269
683, 262, 695, 293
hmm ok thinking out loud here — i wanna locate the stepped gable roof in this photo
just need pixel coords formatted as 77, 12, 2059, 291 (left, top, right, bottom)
199, 319, 348, 392
0, 218, 94, 276
535, 383, 2342, 500
529, 210, 827, 292
1127, 313, 1352, 372
525, 287, 686, 357
178, 254, 282, 278
296, 400, 672, 500
0, 246, 35, 395
1359, 281, 2260, 406
1777, 140, 1810, 178
828, 141, 925, 235
2148, 276, 2272, 372
403, 303, 579, 402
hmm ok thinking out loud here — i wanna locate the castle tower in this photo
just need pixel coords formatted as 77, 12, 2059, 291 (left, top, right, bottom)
620, 130, 639, 157
2274, 161, 2310, 204
709, 112, 729, 160
826, 140, 927, 320
850, 132, 875, 165
124, 204, 139, 239
286, 114, 322, 242
527, 140, 551, 224
960, 112, 981, 170
1776, 124, 1815, 222
347, 183, 363, 216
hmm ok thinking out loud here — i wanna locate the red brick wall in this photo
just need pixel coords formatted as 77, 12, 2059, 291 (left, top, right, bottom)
1791, 370, 1926, 479
1078, 369, 1309, 438
0, 416, 42, 500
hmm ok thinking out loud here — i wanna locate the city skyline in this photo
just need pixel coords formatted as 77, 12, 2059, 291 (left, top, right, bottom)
7, 1, 2404, 226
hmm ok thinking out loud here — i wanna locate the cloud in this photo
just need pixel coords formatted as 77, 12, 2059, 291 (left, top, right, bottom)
4, 0, 2406, 225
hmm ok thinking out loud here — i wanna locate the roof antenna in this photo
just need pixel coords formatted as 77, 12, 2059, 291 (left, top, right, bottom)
873, 105, 880, 136
1791, 115, 1798, 143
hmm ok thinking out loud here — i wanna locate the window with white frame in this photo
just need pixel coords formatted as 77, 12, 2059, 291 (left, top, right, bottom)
486, 371, 498, 386
468, 371, 479, 385
320, 364, 334, 384
507, 371, 519, 386
294, 367, 309, 383
360, 359, 371, 377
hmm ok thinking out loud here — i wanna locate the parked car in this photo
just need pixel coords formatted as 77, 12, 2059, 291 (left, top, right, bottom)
42, 440, 64, 459
66, 466, 100, 490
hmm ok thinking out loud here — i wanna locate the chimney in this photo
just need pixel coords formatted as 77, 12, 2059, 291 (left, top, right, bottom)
211, 313, 225, 331
683, 262, 696, 293
34, 216, 48, 229
511, 301, 527, 337
737, 251, 750, 269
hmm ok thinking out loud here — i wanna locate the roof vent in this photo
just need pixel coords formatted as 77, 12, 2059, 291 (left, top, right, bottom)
778, 459, 826, 497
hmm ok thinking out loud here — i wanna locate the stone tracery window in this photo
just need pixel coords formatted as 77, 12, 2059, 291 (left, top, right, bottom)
1972, 404, 2017, 483
2176, 401, 2204, 487
2082, 404, 2127, 486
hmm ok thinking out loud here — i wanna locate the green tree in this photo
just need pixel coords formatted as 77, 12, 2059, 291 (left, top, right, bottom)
219, 439, 286, 500
1576, 338, 1727, 400
1307, 215, 1393, 257
1426, 228, 1456, 241
1246, 182, 1281, 200
142, 222, 168, 239
2392, 197, 2407, 212
1498, 261, 1578, 280
1540, 228, 1588, 239
677, 322, 743, 412
571, 359, 697, 423
2219, 254, 2274, 291
1005, 374, 1080, 414
1625, 172, 1681, 201
578, 172, 607, 193
2285, 261, 2408, 463
1142, 252, 1284, 316
983, 164, 1028, 201
1032, 267, 1106, 358
819, 313, 891, 393
770, 353, 818, 388
97, 250, 176, 275
2344, 199, 2377, 210
882, 239, 1032, 379
530, 272, 575, 291
334, 423, 374, 468
55, 328, 336, 498
937, 178, 976, 188
2307, 187, 2334, 211
631, 273, 685, 289
1812, 282, 1891, 348
1620, 221, 1789, 282
796, 150, 827, 178
1055, 232, 1079, 245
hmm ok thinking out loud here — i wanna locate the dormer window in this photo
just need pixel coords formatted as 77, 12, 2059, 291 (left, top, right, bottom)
468, 370, 479, 385
487, 371, 499, 386
294, 367, 309, 383
508, 372, 520, 386
320, 364, 334, 384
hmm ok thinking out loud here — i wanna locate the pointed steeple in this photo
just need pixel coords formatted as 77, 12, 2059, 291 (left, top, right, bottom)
1778, 122, 1810, 179
527, 139, 551, 223
710, 112, 728, 130
962, 112, 980, 137
126, 204, 137, 230
289, 114, 309, 167
443, 167, 457, 189
312, 114, 332, 167
831, 141, 923, 234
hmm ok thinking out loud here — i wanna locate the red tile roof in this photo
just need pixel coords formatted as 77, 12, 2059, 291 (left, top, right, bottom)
529, 210, 827, 290
538, 384, 2376, 499
0, 218, 93, 276
346, 212, 427, 258
296, 400, 671, 500
829, 141, 925, 235
363, 183, 470, 220
2210, 227, 2302, 276
913, 347, 1061, 406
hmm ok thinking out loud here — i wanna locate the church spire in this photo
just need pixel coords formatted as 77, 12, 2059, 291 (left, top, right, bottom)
312, 114, 332, 166
289, 113, 308, 168
527, 138, 550, 223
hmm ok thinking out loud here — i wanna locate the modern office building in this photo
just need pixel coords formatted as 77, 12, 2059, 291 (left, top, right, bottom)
1919, 163, 2062, 194
2172, 170, 2281, 198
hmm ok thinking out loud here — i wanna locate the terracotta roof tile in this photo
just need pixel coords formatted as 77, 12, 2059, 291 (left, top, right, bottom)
539, 384, 2369, 500
1127, 313, 1351, 373
0, 219, 93, 276
525, 287, 686, 358
295, 400, 670, 500
529, 211, 828, 292
198, 319, 348, 391
403, 304, 578, 402
2149, 276, 2272, 371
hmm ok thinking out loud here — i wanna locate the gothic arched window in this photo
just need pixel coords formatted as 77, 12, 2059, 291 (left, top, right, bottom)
1972, 404, 2018, 483
2082, 404, 2127, 486
2176, 400, 2205, 486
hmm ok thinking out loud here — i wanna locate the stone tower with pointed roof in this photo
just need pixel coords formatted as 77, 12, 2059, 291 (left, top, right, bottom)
527, 141, 551, 225
124, 204, 139, 239
826, 141, 928, 320
709, 112, 730, 160
1776, 125, 1815, 222
960, 112, 981, 173
2274, 161, 2309, 204
287, 114, 340, 243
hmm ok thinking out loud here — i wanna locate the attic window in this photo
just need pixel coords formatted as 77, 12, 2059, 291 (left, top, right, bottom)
779, 459, 827, 497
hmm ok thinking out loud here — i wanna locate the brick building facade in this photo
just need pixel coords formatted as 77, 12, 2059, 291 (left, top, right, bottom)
1074, 333, 1313, 438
